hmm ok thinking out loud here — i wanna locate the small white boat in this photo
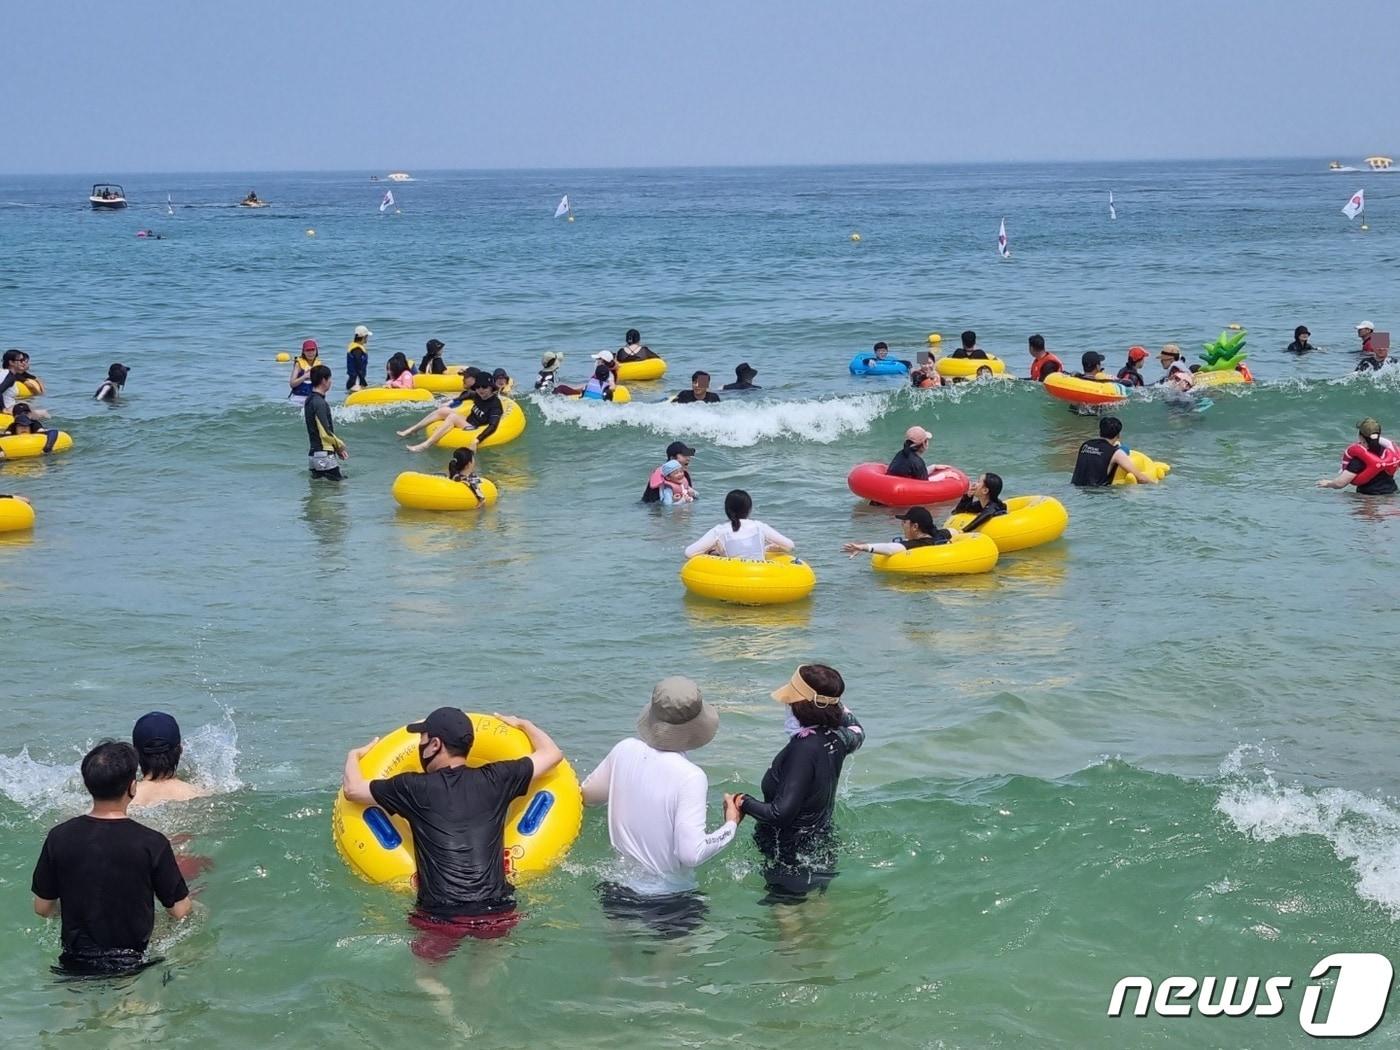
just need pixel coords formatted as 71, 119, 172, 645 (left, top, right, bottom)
386, 172, 413, 182
90, 183, 127, 209
1365, 156, 1394, 172
1328, 161, 1358, 172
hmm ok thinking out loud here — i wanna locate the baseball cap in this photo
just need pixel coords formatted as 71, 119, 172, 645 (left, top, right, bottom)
666, 440, 696, 458
592, 350, 615, 364
354, 325, 372, 339
406, 707, 475, 752
895, 506, 937, 533
301, 339, 318, 352
1082, 351, 1105, 370
132, 712, 181, 754
1357, 321, 1375, 332
1127, 346, 1148, 363
1358, 417, 1382, 438
904, 425, 932, 445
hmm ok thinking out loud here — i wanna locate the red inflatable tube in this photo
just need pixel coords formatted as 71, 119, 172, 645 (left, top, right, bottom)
846, 462, 969, 506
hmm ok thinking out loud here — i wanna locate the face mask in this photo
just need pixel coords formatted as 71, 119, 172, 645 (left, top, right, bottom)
417, 741, 438, 770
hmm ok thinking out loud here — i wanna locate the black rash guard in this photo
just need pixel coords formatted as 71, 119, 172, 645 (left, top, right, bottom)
886, 445, 929, 480
951, 494, 1008, 531
304, 392, 344, 454
1071, 438, 1120, 487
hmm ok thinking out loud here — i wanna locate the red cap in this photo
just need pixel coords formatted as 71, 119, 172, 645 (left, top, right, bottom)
1127, 345, 1148, 363
301, 339, 318, 352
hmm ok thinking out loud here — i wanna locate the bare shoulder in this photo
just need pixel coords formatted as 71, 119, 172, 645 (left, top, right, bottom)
134, 779, 212, 808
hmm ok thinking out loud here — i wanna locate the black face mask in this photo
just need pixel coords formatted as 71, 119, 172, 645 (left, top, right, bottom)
418, 740, 438, 770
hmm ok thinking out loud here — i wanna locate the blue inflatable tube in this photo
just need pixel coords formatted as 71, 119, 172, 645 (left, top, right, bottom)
848, 353, 910, 377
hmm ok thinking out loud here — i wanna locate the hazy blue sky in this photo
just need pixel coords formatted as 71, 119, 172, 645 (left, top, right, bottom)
7, 0, 1397, 173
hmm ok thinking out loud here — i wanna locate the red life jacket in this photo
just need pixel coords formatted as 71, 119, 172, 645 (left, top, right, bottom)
647, 466, 688, 500
1343, 438, 1400, 486
1030, 353, 1063, 382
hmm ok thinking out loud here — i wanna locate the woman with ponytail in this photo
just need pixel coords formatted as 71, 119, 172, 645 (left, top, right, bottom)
683, 489, 794, 561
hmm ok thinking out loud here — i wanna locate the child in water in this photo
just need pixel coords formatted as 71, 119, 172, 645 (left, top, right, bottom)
384, 352, 415, 388
2, 404, 59, 452
94, 363, 129, 402
448, 447, 486, 502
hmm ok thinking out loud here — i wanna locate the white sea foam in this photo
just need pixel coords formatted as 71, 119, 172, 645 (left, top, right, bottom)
532, 391, 899, 447
1217, 773, 1400, 916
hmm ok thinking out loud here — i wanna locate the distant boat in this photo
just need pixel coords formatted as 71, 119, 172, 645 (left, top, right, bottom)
90, 183, 127, 210
240, 191, 268, 208
386, 172, 413, 182
1365, 156, 1394, 172
1328, 161, 1358, 172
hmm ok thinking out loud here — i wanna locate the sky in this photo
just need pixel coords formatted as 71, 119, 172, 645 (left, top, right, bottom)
6, 0, 1398, 173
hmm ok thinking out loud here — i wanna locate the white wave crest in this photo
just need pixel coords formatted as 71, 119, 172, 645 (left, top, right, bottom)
531, 391, 899, 447
1217, 775, 1400, 916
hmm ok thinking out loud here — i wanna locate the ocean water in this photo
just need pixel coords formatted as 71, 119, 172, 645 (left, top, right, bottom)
2, 162, 1399, 1047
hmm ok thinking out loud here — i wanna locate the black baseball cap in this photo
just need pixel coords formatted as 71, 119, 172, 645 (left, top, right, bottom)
132, 711, 181, 753
894, 507, 937, 533
406, 707, 475, 751
667, 440, 696, 458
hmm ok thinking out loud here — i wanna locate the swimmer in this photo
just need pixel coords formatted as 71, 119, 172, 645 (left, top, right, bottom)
642, 441, 697, 503
909, 359, 942, 388
384, 352, 416, 388
580, 361, 618, 400
288, 341, 319, 401
1316, 417, 1399, 494
842, 506, 952, 557
418, 339, 448, 376
1026, 334, 1063, 381
94, 363, 130, 402
1070, 416, 1157, 486
345, 325, 371, 392
1, 349, 44, 412
648, 459, 696, 505
535, 351, 564, 392
672, 370, 720, 404
684, 490, 793, 561
722, 363, 761, 391
396, 368, 488, 437
1116, 347, 1149, 387
949, 330, 988, 360
406, 369, 509, 452
1076, 351, 1114, 382
615, 328, 658, 363
950, 472, 1008, 531
447, 447, 487, 502
857, 341, 913, 370
1285, 325, 1315, 354
886, 426, 933, 481
2, 404, 59, 452
131, 712, 210, 807
1156, 344, 1195, 390
304, 364, 348, 479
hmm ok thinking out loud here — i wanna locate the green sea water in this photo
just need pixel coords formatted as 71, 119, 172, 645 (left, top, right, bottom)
2, 163, 1399, 1047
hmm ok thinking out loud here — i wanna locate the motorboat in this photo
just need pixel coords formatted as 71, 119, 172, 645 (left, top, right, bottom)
240, 192, 269, 208
90, 183, 127, 209
1328, 160, 1357, 172
1365, 156, 1394, 172
386, 172, 414, 182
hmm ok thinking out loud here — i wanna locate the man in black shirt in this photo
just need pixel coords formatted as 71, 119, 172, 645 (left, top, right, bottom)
949, 330, 988, 360
1070, 416, 1156, 486
407, 370, 509, 452
342, 707, 563, 958
32, 741, 191, 975
303, 364, 348, 479
673, 371, 721, 404
886, 426, 933, 480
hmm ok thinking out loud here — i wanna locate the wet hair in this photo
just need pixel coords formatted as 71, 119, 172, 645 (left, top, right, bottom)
625, 328, 641, 345
724, 489, 752, 532
1099, 416, 1123, 439
309, 364, 332, 386
983, 472, 1004, 500
1028, 334, 1045, 352
691, 370, 710, 384
137, 742, 183, 780
387, 352, 411, 379
594, 362, 612, 382
2, 349, 22, 367
788, 665, 847, 728
1294, 325, 1308, 339
961, 330, 977, 349
873, 341, 888, 352
449, 447, 475, 479
107, 363, 129, 385
81, 741, 138, 801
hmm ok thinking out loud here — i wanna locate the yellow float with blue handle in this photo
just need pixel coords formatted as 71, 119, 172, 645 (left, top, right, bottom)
566, 385, 631, 403
871, 531, 999, 575
332, 717, 583, 890
680, 552, 816, 605
1113, 450, 1171, 485
0, 432, 72, 459
944, 495, 1068, 553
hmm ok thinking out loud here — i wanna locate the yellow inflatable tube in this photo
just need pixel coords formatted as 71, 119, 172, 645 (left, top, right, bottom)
566, 386, 631, 403
616, 358, 667, 383
935, 355, 1007, 380
427, 397, 526, 449
345, 387, 434, 407
871, 530, 999, 575
1113, 449, 1172, 485
680, 552, 816, 605
0, 432, 73, 459
1191, 370, 1248, 388
0, 497, 35, 534
15, 380, 42, 398
391, 471, 498, 511
944, 495, 1068, 553
332, 718, 583, 890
